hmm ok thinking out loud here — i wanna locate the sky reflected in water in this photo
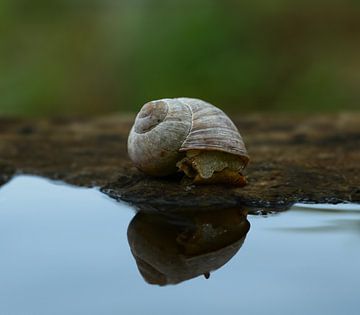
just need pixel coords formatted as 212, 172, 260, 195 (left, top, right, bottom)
0, 176, 359, 315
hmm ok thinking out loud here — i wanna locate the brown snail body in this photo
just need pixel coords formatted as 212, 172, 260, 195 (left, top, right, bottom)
127, 97, 249, 186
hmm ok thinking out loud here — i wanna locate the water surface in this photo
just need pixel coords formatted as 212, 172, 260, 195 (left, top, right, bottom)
0, 176, 359, 315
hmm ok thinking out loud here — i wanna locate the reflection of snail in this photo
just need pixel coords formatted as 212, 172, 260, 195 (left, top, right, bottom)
127, 98, 249, 186
127, 209, 250, 286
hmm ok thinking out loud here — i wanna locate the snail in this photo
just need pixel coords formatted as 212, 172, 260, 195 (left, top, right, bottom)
127, 208, 250, 285
127, 97, 249, 186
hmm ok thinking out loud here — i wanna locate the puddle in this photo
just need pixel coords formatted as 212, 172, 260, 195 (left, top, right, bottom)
0, 176, 359, 315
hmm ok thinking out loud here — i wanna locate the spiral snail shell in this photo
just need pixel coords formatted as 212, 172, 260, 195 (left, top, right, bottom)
127, 209, 250, 285
127, 97, 249, 186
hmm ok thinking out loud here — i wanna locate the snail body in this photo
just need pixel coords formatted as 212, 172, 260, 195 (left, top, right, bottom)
127, 97, 249, 186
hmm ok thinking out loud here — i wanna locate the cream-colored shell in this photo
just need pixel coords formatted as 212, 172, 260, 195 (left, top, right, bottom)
127, 97, 249, 176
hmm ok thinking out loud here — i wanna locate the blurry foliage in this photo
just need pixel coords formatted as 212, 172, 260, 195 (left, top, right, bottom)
0, 0, 359, 116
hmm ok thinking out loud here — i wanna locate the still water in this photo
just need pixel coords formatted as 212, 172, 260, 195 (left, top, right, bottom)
0, 176, 359, 315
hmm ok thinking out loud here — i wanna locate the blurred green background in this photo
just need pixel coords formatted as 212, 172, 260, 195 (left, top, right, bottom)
1, 0, 359, 116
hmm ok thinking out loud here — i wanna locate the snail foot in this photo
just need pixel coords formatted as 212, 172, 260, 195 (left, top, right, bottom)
193, 168, 246, 187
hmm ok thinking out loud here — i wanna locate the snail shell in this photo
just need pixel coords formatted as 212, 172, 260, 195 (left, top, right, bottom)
128, 97, 249, 185
127, 209, 250, 285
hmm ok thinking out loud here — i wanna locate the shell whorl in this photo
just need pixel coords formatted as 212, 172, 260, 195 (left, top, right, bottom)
128, 99, 192, 176
133, 100, 169, 134
128, 97, 249, 176
178, 98, 249, 164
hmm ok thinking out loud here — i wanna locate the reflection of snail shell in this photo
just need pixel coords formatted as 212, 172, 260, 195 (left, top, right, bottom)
127, 209, 250, 285
127, 98, 249, 185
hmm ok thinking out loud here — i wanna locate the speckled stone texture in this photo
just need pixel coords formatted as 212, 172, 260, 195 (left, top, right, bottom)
0, 113, 359, 213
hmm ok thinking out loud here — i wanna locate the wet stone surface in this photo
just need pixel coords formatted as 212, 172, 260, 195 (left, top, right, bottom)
0, 113, 359, 212
0, 161, 14, 186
